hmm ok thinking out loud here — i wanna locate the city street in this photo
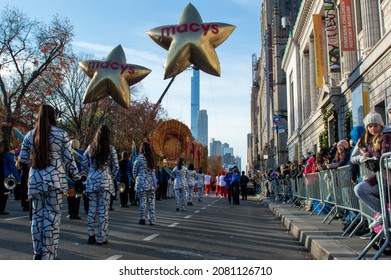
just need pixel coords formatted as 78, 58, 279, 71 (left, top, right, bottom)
0, 194, 312, 260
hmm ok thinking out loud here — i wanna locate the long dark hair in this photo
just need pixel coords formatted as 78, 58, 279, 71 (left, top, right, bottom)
32, 104, 56, 169
139, 142, 154, 170
176, 157, 184, 170
90, 124, 111, 168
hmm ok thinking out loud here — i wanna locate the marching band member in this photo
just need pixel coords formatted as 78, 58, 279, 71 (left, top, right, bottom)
82, 124, 119, 245
172, 157, 187, 211
0, 139, 20, 215
186, 163, 196, 206
66, 139, 84, 219
19, 104, 81, 260
196, 167, 205, 202
133, 142, 157, 225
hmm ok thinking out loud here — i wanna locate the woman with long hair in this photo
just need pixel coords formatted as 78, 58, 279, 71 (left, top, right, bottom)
132, 142, 156, 225
354, 112, 391, 230
172, 157, 188, 211
19, 104, 80, 260
186, 163, 196, 206
82, 124, 119, 245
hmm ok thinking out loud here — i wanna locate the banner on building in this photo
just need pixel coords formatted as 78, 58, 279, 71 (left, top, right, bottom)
312, 14, 325, 88
340, 0, 356, 51
324, 1, 340, 72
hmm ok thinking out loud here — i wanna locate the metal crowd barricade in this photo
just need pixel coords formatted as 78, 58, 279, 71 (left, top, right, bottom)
289, 177, 299, 205
332, 166, 361, 236
304, 173, 322, 215
357, 152, 391, 260
318, 170, 335, 221
296, 175, 307, 210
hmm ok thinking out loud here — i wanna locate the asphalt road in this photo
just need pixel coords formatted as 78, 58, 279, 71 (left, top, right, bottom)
0, 194, 312, 260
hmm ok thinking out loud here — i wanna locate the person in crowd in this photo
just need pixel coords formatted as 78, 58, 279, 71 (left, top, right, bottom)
19, 104, 81, 260
0, 139, 20, 215
155, 165, 162, 201
66, 139, 84, 219
354, 111, 391, 230
240, 170, 250, 200
118, 151, 132, 208
16, 155, 30, 212
82, 124, 119, 245
224, 168, 233, 204
204, 171, 212, 196
315, 151, 328, 171
215, 173, 220, 197
160, 159, 170, 199
303, 156, 316, 211
327, 140, 351, 169
218, 170, 227, 198
330, 142, 338, 159
196, 167, 205, 202
350, 126, 366, 185
133, 142, 157, 225
172, 157, 187, 211
327, 139, 354, 231
186, 163, 196, 206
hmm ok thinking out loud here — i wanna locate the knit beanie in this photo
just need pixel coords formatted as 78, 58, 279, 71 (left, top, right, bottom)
364, 111, 384, 127
350, 125, 365, 145
337, 139, 349, 150
387, 103, 391, 112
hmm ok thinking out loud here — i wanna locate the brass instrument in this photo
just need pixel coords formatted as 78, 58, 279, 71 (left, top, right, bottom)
4, 174, 17, 191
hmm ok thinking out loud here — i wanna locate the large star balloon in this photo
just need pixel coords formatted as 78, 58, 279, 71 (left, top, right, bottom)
147, 3, 235, 79
79, 45, 151, 108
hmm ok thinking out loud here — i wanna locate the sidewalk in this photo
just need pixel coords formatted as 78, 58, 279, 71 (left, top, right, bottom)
261, 197, 391, 260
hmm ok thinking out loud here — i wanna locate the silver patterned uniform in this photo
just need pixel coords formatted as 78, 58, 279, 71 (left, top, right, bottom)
82, 145, 119, 244
20, 126, 80, 260
172, 166, 188, 211
133, 154, 157, 224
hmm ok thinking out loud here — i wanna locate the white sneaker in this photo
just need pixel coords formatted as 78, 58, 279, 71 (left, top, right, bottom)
360, 232, 372, 240
369, 216, 383, 230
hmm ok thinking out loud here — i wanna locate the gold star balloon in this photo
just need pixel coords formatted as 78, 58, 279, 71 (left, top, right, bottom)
147, 3, 235, 79
79, 45, 151, 108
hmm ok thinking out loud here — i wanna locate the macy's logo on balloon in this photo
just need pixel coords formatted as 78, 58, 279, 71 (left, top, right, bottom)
88, 61, 136, 75
161, 23, 219, 37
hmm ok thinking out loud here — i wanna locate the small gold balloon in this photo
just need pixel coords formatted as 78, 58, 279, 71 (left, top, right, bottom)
147, 3, 235, 79
79, 45, 151, 108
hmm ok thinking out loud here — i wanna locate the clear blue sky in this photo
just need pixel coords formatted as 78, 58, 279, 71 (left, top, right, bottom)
3, 0, 261, 169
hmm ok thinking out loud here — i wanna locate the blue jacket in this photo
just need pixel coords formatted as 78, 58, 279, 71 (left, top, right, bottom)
231, 169, 241, 184
4, 151, 20, 181
224, 173, 232, 189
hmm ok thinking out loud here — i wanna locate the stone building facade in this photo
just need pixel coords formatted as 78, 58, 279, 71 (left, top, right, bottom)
249, 0, 391, 173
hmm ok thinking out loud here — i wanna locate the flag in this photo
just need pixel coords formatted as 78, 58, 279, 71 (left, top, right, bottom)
130, 140, 138, 166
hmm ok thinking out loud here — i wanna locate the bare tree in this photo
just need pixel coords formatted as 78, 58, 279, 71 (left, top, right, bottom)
0, 6, 73, 143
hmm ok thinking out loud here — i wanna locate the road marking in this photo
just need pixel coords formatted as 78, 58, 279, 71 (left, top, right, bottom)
5, 216, 29, 221
194, 210, 200, 213
202, 207, 207, 209
208, 204, 212, 206
143, 234, 159, 241
184, 215, 192, 219
106, 255, 122, 260
168, 222, 179, 227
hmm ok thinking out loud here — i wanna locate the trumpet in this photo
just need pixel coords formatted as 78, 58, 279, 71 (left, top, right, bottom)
119, 183, 126, 193
4, 174, 17, 191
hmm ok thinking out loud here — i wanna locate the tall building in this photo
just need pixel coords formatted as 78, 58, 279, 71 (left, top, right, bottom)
197, 109, 208, 146
210, 138, 222, 157
191, 68, 200, 138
